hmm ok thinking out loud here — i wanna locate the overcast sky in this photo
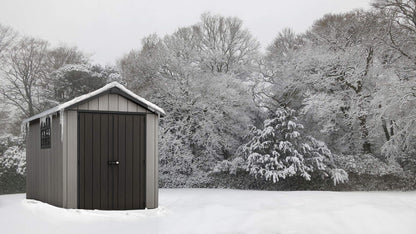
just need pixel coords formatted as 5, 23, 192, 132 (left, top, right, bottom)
0, 0, 371, 65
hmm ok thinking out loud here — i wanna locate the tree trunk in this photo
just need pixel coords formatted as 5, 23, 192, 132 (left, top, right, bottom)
381, 117, 391, 141
357, 47, 374, 154
390, 120, 394, 137
358, 114, 372, 154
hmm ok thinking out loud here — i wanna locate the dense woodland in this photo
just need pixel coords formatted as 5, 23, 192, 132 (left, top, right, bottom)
1, 0, 416, 194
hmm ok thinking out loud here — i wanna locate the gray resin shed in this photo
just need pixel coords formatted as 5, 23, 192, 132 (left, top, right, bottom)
22, 82, 165, 210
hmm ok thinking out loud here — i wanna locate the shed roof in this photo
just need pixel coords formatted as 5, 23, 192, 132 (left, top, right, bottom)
22, 82, 165, 123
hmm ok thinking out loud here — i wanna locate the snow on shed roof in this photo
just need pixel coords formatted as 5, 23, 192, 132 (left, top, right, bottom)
22, 82, 165, 123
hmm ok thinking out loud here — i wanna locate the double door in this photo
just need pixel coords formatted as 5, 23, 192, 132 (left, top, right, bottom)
78, 112, 146, 210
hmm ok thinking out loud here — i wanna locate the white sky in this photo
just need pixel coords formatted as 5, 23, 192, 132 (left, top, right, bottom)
0, 0, 371, 65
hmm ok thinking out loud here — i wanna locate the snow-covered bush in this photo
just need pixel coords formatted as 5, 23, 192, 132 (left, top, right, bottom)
0, 145, 26, 176
0, 134, 26, 194
213, 157, 246, 175
0, 135, 25, 176
333, 153, 404, 176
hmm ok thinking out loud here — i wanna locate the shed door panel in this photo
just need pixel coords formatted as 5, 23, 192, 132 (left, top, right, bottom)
79, 112, 146, 210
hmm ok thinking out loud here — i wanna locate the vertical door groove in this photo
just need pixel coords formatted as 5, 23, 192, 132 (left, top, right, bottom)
79, 114, 85, 209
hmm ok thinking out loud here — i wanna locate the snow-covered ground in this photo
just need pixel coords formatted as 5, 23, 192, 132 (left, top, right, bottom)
0, 189, 415, 234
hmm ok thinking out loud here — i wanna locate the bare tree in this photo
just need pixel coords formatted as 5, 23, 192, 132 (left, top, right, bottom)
197, 13, 260, 75
0, 25, 17, 132
1, 37, 49, 117
373, 0, 416, 63
47, 45, 89, 71
0, 24, 17, 62
266, 28, 303, 59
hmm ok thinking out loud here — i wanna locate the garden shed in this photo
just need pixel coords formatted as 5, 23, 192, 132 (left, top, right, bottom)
22, 82, 165, 210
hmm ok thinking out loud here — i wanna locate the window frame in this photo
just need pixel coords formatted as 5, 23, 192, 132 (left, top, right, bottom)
40, 117, 51, 149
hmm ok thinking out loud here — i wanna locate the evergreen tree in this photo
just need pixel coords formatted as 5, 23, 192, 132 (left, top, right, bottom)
226, 108, 348, 185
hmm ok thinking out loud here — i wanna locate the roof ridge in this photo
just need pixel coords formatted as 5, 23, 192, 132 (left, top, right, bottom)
22, 82, 165, 123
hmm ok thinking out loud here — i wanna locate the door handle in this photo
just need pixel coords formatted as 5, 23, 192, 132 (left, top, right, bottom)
108, 160, 119, 165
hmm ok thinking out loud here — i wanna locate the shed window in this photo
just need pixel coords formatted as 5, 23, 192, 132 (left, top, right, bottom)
41, 117, 51, 149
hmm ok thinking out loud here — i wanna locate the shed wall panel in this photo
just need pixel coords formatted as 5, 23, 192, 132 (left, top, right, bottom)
146, 113, 158, 208
67, 111, 78, 208
26, 121, 37, 199
71, 94, 150, 113
98, 95, 109, 110
52, 117, 63, 206
154, 115, 159, 207
118, 96, 128, 111
108, 94, 118, 111
78, 102, 89, 110
136, 104, 147, 112
132, 116, 146, 209
63, 110, 78, 208
127, 100, 138, 112
89, 98, 99, 110
62, 112, 68, 207
26, 115, 63, 207
26, 125, 31, 198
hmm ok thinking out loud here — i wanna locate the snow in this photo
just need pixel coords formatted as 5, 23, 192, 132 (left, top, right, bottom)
60, 110, 64, 141
1, 189, 415, 234
22, 82, 166, 124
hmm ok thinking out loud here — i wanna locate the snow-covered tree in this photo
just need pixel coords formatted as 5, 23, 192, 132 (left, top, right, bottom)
197, 12, 260, 76
372, 0, 416, 65
370, 64, 416, 173
246, 108, 348, 184
118, 17, 259, 186
216, 108, 348, 185
256, 10, 389, 156
45, 64, 119, 104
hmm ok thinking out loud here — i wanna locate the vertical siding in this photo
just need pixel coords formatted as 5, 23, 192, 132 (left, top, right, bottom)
127, 99, 137, 112
75, 94, 148, 112
108, 94, 118, 111
98, 94, 109, 110
52, 115, 63, 206
89, 98, 99, 110
136, 103, 147, 112
68, 111, 78, 208
26, 121, 36, 199
63, 110, 78, 208
78, 102, 89, 110
146, 113, 158, 209
26, 115, 63, 207
62, 112, 68, 207
154, 114, 159, 207
118, 96, 128, 111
